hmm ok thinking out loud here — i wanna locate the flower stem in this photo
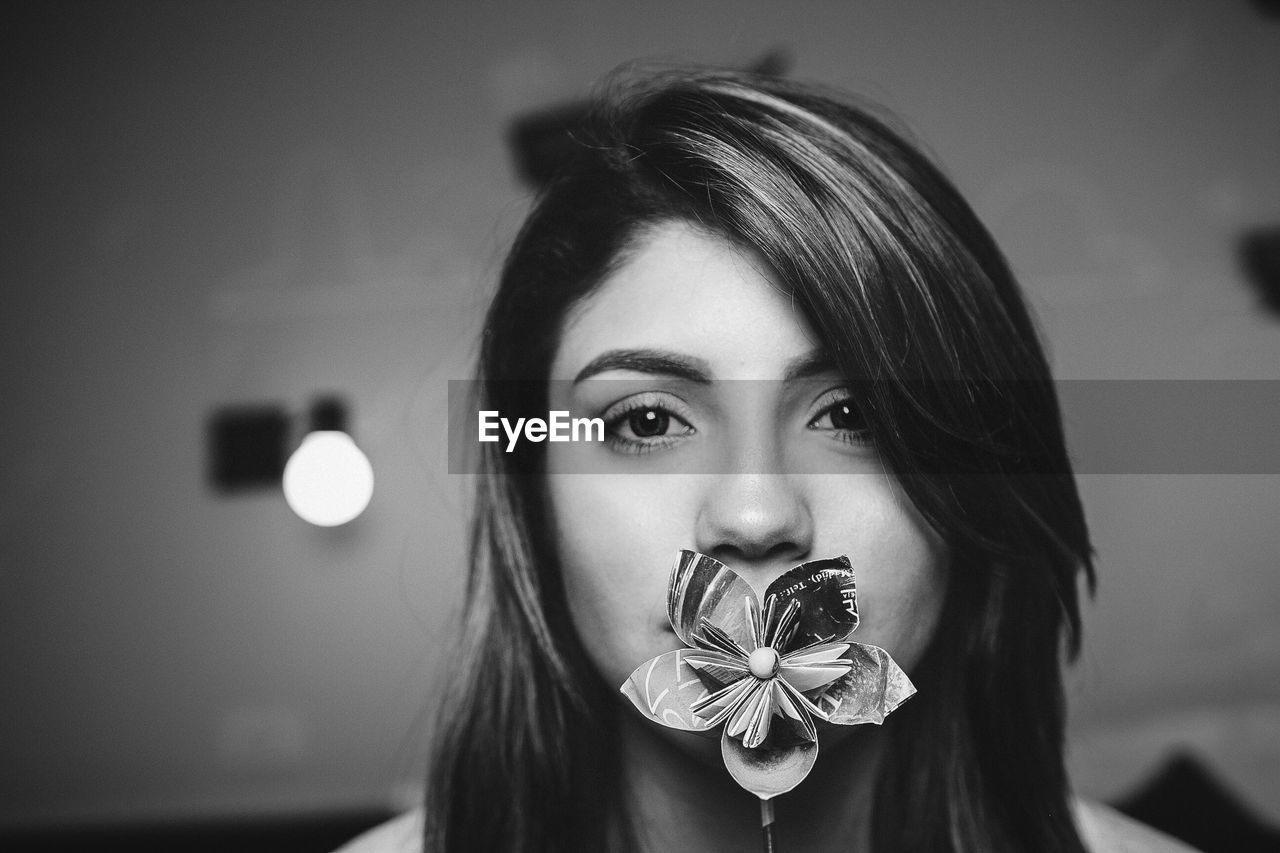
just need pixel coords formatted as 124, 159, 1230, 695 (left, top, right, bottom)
760, 797, 776, 853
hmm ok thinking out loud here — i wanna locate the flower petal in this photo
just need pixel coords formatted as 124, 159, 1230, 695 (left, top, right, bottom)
690, 675, 755, 727
765, 598, 801, 649
775, 673, 828, 719
744, 680, 779, 749
692, 620, 749, 659
620, 649, 718, 734
725, 679, 774, 747
779, 641, 854, 692
682, 649, 749, 689
744, 594, 764, 650
721, 726, 818, 800
781, 641, 852, 666
668, 550, 758, 649
771, 679, 817, 743
764, 556, 859, 646
806, 642, 916, 725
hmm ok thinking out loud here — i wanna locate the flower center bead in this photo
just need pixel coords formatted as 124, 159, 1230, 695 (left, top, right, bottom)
748, 646, 780, 679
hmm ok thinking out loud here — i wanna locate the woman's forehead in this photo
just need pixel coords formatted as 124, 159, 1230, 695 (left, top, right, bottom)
550, 221, 825, 382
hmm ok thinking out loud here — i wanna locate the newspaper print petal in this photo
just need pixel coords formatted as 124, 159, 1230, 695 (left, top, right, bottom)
721, 726, 818, 800
682, 649, 749, 689
620, 649, 717, 734
807, 643, 916, 725
764, 556, 859, 647
725, 678, 776, 749
692, 620, 750, 659
690, 676, 756, 728
668, 550, 758, 649
770, 679, 817, 743
778, 641, 854, 692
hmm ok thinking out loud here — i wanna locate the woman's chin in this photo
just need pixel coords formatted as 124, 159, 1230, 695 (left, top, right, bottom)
621, 709, 885, 798
621, 710, 726, 770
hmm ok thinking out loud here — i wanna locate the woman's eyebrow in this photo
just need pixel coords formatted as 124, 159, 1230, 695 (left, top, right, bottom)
572, 348, 835, 384
573, 349, 712, 384
783, 349, 836, 381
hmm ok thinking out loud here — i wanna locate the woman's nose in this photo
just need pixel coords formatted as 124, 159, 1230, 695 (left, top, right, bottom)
694, 471, 814, 590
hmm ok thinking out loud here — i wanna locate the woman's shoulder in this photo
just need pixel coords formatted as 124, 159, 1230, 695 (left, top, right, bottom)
1072, 797, 1201, 853
331, 808, 425, 853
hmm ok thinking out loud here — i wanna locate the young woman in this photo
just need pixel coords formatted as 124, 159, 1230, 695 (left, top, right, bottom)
339, 68, 1195, 852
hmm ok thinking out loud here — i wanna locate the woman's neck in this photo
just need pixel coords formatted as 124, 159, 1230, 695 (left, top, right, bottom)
616, 713, 884, 853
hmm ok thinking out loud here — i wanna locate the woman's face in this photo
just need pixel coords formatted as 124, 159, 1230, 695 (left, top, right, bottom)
546, 221, 948, 710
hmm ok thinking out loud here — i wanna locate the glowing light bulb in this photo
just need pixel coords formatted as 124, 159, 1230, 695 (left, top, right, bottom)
282, 431, 374, 527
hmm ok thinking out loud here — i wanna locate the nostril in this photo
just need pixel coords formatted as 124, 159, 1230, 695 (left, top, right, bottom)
695, 473, 815, 574
761, 540, 808, 563
703, 541, 811, 602
712, 540, 808, 566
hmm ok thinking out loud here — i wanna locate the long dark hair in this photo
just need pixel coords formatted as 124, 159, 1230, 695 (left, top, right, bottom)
425, 68, 1095, 852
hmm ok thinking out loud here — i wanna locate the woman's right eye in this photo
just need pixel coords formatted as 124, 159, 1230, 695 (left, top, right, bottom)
623, 408, 671, 438
805, 389, 873, 447
601, 395, 695, 454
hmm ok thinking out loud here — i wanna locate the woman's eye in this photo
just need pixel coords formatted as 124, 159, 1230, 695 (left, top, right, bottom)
807, 396, 871, 445
602, 397, 695, 453
625, 408, 670, 438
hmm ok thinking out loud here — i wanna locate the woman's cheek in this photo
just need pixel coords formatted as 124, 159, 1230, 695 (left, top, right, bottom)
810, 478, 949, 672
855, 556, 949, 672
548, 475, 685, 686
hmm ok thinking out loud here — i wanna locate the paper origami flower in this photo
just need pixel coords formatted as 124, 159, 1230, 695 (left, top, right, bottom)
621, 550, 916, 798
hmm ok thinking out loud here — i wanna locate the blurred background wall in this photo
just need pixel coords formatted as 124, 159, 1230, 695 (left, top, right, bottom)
2, 0, 1278, 830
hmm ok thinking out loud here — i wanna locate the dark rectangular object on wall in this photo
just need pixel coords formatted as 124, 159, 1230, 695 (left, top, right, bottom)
207, 405, 289, 492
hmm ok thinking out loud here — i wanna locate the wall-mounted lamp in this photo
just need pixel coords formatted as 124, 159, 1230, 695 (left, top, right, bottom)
282, 397, 374, 527
207, 395, 373, 527
1241, 226, 1280, 318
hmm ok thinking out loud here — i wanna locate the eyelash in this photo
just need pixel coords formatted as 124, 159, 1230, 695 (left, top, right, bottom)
598, 389, 872, 455
601, 394, 696, 454
805, 391, 872, 446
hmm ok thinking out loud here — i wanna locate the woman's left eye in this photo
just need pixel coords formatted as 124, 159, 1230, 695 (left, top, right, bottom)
601, 394, 696, 454
807, 394, 871, 445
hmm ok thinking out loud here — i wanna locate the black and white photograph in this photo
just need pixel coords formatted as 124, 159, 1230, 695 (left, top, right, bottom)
3, 2, 1279, 851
